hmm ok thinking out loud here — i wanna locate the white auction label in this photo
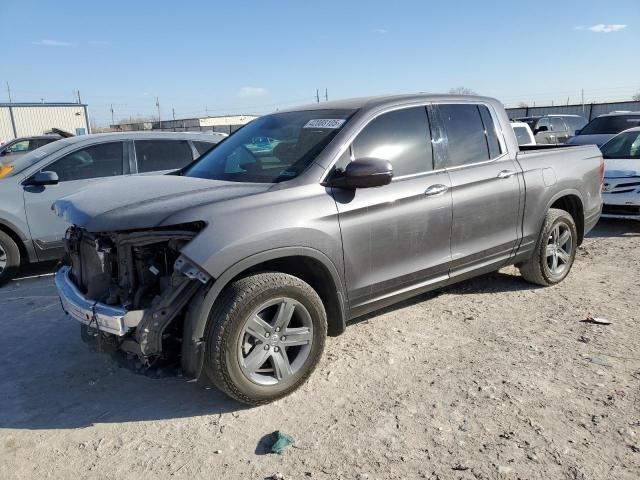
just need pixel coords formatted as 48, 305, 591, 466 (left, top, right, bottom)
303, 119, 346, 129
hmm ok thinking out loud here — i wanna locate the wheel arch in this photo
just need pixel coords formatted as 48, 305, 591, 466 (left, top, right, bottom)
547, 191, 585, 245
181, 247, 348, 378
0, 219, 33, 264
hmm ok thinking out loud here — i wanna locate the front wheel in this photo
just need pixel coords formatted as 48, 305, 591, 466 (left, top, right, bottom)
204, 272, 327, 405
0, 231, 20, 287
519, 208, 578, 286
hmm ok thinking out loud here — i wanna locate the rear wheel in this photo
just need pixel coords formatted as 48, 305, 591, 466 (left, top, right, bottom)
519, 208, 577, 286
0, 231, 20, 286
204, 272, 327, 405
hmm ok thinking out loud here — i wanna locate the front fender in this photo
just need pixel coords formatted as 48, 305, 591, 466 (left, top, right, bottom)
180, 246, 347, 379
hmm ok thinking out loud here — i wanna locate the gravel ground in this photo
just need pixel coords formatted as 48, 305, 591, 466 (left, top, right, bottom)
1, 219, 639, 480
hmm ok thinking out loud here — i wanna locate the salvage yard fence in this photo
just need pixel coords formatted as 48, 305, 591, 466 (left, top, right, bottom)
505, 100, 640, 121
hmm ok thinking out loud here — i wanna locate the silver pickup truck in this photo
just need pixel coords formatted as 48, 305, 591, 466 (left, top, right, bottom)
53, 94, 603, 405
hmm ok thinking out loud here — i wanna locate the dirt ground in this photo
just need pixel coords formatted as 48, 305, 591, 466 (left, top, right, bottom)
1, 219, 639, 480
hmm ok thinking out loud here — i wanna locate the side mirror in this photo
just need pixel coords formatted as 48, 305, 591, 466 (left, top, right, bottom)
329, 157, 393, 189
535, 125, 549, 134
574, 129, 582, 135
0, 150, 8, 157
25, 171, 59, 186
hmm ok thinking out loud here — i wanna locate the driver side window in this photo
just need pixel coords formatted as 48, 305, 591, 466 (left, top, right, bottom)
46, 142, 124, 182
350, 107, 433, 176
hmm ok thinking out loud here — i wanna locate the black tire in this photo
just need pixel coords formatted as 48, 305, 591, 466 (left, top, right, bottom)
519, 208, 578, 286
204, 272, 327, 405
0, 231, 20, 286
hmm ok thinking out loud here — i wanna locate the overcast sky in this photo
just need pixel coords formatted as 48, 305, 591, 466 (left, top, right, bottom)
1, 0, 638, 126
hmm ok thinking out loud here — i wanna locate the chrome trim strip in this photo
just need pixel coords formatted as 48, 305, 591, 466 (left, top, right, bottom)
55, 266, 142, 336
321, 100, 511, 182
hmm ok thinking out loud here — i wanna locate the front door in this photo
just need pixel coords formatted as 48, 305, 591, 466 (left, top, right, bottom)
332, 105, 453, 316
23, 141, 127, 260
435, 103, 522, 280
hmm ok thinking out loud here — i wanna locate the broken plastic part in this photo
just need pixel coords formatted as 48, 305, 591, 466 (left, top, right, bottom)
174, 255, 211, 284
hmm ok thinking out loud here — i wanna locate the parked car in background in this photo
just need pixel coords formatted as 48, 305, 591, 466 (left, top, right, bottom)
0, 131, 225, 285
0, 134, 65, 162
599, 127, 640, 220
515, 115, 587, 145
566, 111, 640, 147
511, 121, 535, 146
52, 94, 602, 405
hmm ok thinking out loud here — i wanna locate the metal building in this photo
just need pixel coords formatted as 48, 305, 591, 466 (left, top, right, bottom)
0, 102, 90, 143
113, 114, 258, 135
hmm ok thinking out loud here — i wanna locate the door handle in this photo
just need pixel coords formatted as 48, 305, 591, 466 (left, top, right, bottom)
497, 170, 517, 179
424, 184, 448, 196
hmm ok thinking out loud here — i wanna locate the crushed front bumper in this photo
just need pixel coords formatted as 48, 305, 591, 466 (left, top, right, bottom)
55, 266, 143, 336
601, 182, 640, 220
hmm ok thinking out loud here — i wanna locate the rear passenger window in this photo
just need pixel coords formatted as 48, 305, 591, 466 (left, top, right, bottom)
193, 141, 216, 156
513, 126, 533, 146
550, 117, 567, 132
135, 140, 193, 173
47, 142, 124, 182
352, 107, 433, 176
478, 105, 502, 158
439, 104, 491, 167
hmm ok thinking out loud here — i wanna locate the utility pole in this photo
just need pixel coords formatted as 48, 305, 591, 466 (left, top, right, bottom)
76, 90, 82, 104
316, 89, 320, 103
581, 89, 585, 115
110, 104, 115, 126
155, 96, 161, 130
6, 82, 12, 103
172, 108, 176, 132
325, 88, 328, 102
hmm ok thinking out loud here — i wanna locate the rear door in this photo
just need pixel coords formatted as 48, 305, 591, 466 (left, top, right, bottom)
23, 141, 128, 260
332, 105, 453, 316
434, 102, 522, 280
133, 139, 195, 174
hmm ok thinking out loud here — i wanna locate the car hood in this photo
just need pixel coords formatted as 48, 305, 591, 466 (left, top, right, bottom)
54, 174, 274, 232
566, 134, 615, 147
604, 159, 640, 179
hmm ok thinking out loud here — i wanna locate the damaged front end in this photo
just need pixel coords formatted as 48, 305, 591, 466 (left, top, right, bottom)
55, 223, 210, 366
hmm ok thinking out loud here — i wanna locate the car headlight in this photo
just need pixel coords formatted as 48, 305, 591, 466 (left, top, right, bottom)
0, 164, 14, 179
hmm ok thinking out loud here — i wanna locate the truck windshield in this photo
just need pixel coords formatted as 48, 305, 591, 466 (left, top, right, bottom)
184, 109, 355, 183
579, 115, 640, 135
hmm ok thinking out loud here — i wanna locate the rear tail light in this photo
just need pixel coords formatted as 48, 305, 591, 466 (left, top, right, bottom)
599, 156, 605, 190
0, 164, 14, 179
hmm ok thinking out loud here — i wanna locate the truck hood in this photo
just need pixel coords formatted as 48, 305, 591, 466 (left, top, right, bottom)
54, 174, 274, 232
566, 134, 615, 147
604, 159, 640, 179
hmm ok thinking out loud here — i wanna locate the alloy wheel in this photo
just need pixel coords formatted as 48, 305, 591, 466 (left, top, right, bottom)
0, 245, 6, 274
546, 222, 573, 276
237, 297, 313, 386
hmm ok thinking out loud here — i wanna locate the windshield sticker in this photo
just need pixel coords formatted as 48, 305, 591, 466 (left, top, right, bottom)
303, 119, 346, 129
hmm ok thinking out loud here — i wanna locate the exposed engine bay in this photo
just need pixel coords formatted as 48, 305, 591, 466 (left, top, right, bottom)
62, 223, 210, 363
